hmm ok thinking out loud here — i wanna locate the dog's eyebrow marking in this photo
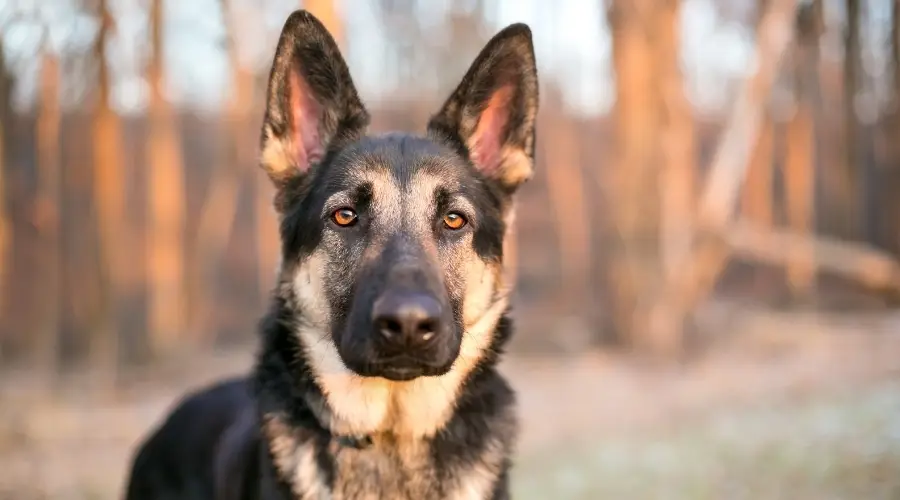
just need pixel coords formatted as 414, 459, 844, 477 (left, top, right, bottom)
320, 182, 373, 215
438, 188, 476, 214
322, 191, 354, 215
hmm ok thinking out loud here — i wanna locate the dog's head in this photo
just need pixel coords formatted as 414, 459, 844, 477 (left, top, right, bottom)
261, 11, 537, 383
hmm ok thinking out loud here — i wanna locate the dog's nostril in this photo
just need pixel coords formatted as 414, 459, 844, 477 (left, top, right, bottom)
378, 318, 404, 339
416, 319, 437, 338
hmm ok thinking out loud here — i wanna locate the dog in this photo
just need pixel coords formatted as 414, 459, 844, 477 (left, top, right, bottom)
124, 9, 538, 500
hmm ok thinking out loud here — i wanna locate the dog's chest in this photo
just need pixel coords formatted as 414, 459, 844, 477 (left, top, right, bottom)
328, 439, 439, 500
277, 436, 496, 500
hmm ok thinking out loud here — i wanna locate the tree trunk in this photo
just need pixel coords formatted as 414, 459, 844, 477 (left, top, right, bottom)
893, 0, 900, 252
0, 109, 5, 325
91, 0, 125, 379
783, 1, 822, 301
0, 37, 10, 321
0, 105, 6, 331
741, 115, 775, 293
604, 0, 663, 350
190, 0, 254, 337
882, 0, 900, 256
605, 0, 694, 354
742, 118, 775, 232
544, 100, 590, 306
644, 0, 799, 355
147, 0, 187, 354
838, 0, 862, 239
34, 50, 62, 377
652, 0, 696, 352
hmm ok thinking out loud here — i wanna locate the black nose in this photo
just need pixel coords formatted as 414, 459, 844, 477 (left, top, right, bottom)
372, 291, 442, 348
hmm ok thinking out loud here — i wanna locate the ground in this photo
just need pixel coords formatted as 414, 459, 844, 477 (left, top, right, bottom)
1, 302, 898, 499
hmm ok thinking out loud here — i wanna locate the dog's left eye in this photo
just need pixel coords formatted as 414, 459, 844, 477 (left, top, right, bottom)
442, 212, 467, 230
332, 208, 358, 227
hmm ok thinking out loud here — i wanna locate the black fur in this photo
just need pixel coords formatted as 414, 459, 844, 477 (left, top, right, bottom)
124, 9, 537, 500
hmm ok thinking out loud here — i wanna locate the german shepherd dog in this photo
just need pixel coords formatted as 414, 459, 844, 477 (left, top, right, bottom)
124, 9, 537, 500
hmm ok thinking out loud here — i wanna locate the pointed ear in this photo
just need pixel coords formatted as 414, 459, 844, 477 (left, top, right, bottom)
259, 10, 369, 189
427, 24, 538, 193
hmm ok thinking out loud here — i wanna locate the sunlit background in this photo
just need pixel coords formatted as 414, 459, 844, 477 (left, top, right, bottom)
1, 0, 899, 498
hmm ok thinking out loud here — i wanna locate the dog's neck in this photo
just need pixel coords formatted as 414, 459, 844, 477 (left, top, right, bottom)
254, 292, 512, 445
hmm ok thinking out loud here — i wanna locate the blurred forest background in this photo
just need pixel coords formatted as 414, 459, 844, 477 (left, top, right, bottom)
1, 0, 900, 498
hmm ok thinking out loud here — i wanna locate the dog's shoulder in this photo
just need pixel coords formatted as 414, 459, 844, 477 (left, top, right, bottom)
124, 377, 256, 499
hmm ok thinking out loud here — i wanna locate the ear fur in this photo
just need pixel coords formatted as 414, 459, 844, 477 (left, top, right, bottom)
427, 24, 539, 192
259, 10, 369, 196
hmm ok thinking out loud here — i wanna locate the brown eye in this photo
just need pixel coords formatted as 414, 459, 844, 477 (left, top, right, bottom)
442, 212, 467, 230
332, 208, 358, 227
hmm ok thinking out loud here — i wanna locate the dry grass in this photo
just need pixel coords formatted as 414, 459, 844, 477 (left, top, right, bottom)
513, 380, 900, 500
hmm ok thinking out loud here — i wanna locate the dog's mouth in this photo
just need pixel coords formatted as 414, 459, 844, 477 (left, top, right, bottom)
351, 355, 455, 382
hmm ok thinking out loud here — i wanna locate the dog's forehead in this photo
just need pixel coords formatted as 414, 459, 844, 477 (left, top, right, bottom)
327, 133, 468, 192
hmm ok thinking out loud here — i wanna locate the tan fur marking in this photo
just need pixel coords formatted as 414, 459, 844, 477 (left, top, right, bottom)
264, 414, 332, 500
261, 126, 296, 181
366, 164, 405, 223
267, 408, 509, 500
446, 439, 507, 500
497, 146, 533, 187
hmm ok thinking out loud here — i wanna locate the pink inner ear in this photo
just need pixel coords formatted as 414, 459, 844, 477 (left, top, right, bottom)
289, 69, 324, 172
468, 84, 514, 175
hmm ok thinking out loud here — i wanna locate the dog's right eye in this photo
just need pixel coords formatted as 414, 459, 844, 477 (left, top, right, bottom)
331, 208, 358, 227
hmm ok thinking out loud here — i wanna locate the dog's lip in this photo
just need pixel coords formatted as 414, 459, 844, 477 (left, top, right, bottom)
373, 354, 448, 369
376, 365, 425, 382
360, 356, 453, 381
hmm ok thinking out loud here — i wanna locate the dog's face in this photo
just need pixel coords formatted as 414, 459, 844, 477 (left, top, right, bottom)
259, 11, 537, 382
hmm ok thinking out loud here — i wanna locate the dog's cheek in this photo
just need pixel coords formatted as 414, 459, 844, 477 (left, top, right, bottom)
461, 255, 500, 327
322, 235, 360, 335
291, 251, 331, 329
437, 235, 470, 321
439, 230, 499, 328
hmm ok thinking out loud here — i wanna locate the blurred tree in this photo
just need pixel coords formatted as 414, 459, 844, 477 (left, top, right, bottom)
741, 113, 774, 293
894, 0, 900, 143
839, 0, 862, 240
543, 89, 590, 307
784, 0, 823, 301
147, 0, 187, 354
604, 0, 694, 353
34, 46, 62, 375
191, 0, 255, 337
0, 35, 10, 318
884, 0, 900, 256
656, 0, 696, 293
741, 116, 774, 240
91, 0, 125, 376
604, 0, 661, 349
644, 0, 800, 355
541, 1, 590, 309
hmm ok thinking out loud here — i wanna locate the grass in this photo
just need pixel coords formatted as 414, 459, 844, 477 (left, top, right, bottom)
512, 381, 900, 500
